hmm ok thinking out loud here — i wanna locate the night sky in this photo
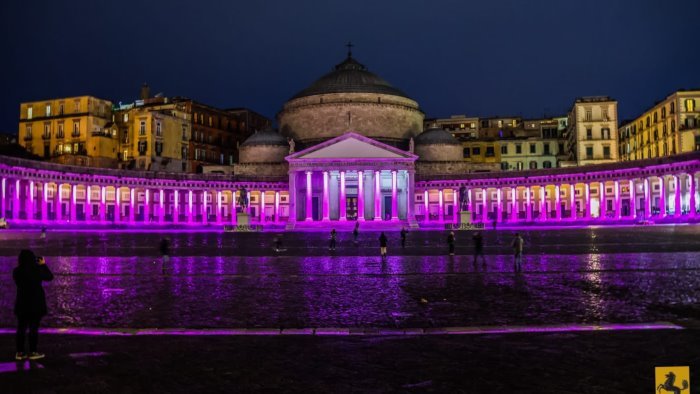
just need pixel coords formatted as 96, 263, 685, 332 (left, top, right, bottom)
1, 0, 699, 134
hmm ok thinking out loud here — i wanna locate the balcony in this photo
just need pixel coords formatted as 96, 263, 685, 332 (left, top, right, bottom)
42, 134, 51, 141
23, 135, 33, 141
56, 133, 64, 139
71, 132, 81, 138
91, 131, 112, 138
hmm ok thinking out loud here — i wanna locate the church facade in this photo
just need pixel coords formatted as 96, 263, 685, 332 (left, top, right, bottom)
1, 53, 699, 228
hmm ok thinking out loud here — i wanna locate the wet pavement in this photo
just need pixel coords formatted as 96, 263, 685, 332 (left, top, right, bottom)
0, 226, 698, 329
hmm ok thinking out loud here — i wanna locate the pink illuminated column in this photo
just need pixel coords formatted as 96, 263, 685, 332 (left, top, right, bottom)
453, 189, 458, 223
188, 190, 193, 224
526, 186, 532, 221
555, 184, 561, 220
55, 184, 63, 221
468, 189, 473, 217
374, 171, 382, 220
481, 188, 487, 223
274, 191, 280, 223
230, 190, 236, 225
246, 191, 251, 215
390, 170, 398, 220
27, 181, 34, 221
340, 171, 347, 221
584, 183, 591, 219
495, 188, 502, 223
438, 189, 444, 222
305, 171, 313, 221
658, 176, 666, 218
689, 173, 697, 216
144, 189, 150, 223
599, 182, 606, 219
614, 181, 621, 219
174, 190, 180, 224
322, 171, 330, 221
41, 183, 48, 222
406, 171, 416, 224
644, 178, 651, 218
100, 186, 106, 223
423, 190, 429, 222
202, 190, 208, 225
216, 191, 223, 224
128, 188, 135, 223
85, 186, 91, 222
260, 191, 266, 224
629, 180, 636, 218
70, 184, 77, 222
674, 175, 681, 217
13, 180, 20, 220
357, 171, 364, 221
159, 189, 165, 224
510, 188, 517, 222
539, 186, 545, 221
569, 184, 576, 219
1, 178, 5, 219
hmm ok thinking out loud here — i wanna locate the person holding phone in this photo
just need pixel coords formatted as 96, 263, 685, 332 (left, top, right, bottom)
13, 249, 54, 361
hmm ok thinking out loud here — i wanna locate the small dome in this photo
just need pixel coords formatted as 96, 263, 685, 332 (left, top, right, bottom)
241, 127, 287, 147
290, 55, 411, 100
415, 126, 460, 145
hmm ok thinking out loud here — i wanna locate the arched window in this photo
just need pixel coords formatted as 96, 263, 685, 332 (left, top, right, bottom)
661, 107, 666, 119
542, 161, 552, 168
529, 161, 538, 169
646, 116, 650, 127
686, 99, 696, 112
671, 120, 676, 132
653, 112, 657, 123
670, 102, 675, 114
663, 143, 668, 156
663, 124, 667, 136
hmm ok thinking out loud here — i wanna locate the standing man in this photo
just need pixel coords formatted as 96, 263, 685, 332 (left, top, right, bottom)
511, 233, 524, 272
472, 231, 486, 266
400, 227, 407, 248
447, 231, 455, 256
159, 238, 171, 274
14, 250, 54, 360
329, 229, 337, 251
379, 232, 388, 260
353, 222, 360, 246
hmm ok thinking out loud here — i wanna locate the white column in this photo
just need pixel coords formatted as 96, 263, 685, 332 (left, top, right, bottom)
526, 186, 532, 221
340, 170, 347, 221
100, 186, 106, 223
0, 178, 5, 220
658, 176, 666, 218
217, 190, 223, 224
599, 182, 606, 219
496, 188, 502, 223
539, 186, 545, 221
274, 191, 280, 223
555, 184, 561, 220
374, 170, 382, 220
322, 171, 330, 221
689, 173, 696, 217
174, 190, 179, 224
188, 190, 193, 224
674, 175, 681, 217
159, 189, 165, 224
614, 181, 621, 220
629, 180, 636, 219
481, 188, 487, 223
390, 170, 398, 220
202, 190, 208, 225
453, 189, 459, 223
71, 184, 77, 222
113, 186, 119, 223
644, 178, 651, 218
585, 183, 591, 219
510, 187, 517, 222
438, 189, 444, 222
260, 191, 266, 224
305, 171, 313, 221
569, 183, 576, 220
357, 171, 364, 221
128, 187, 135, 223
423, 190, 429, 222
42, 183, 48, 222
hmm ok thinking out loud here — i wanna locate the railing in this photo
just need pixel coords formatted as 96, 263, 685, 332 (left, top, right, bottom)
23, 135, 33, 141
71, 132, 81, 137
91, 131, 112, 138
42, 134, 51, 140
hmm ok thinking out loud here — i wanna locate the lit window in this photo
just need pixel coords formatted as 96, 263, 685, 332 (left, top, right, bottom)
585, 110, 592, 121
73, 121, 80, 135
27, 107, 33, 119
156, 122, 162, 136
123, 113, 129, 122
686, 99, 696, 112
45, 104, 51, 117
139, 121, 146, 135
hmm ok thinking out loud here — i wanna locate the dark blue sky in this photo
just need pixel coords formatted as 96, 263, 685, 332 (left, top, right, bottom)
1, 0, 699, 133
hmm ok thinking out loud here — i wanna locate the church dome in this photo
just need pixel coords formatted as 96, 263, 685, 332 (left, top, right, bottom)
290, 56, 412, 100
240, 127, 287, 147
415, 126, 461, 146
239, 127, 289, 163
414, 125, 462, 162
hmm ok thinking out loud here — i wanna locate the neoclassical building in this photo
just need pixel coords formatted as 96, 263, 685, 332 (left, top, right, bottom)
2, 53, 699, 228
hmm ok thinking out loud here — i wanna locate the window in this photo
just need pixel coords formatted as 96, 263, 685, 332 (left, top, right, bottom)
586, 146, 593, 159
543, 144, 550, 155
57, 123, 64, 138
602, 128, 610, 139
27, 107, 33, 119
501, 145, 508, 154
59, 103, 64, 115
586, 128, 592, 139
603, 146, 611, 159
485, 147, 495, 157
670, 102, 675, 114
529, 161, 537, 169
653, 112, 657, 123
208, 116, 212, 127
463, 148, 470, 158
45, 104, 51, 117
661, 107, 666, 119
138, 141, 148, 155
155, 141, 163, 156
515, 144, 522, 154
686, 99, 696, 112
671, 120, 676, 132
25, 125, 32, 139
182, 125, 188, 140
497, 120, 503, 128
472, 147, 481, 155
74, 100, 80, 113
500, 162, 509, 170
516, 162, 523, 170
139, 121, 146, 135
585, 109, 592, 121
543, 161, 552, 168
72, 121, 80, 136
156, 122, 162, 137
558, 143, 564, 154
602, 108, 608, 120
43, 123, 50, 138
181, 147, 188, 160
459, 123, 465, 129
646, 116, 650, 128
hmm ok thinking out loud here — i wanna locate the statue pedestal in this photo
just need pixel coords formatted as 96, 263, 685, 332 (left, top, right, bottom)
460, 211, 472, 225
237, 212, 250, 226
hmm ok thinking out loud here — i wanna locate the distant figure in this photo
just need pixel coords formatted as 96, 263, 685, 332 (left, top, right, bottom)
288, 137, 295, 154
459, 185, 469, 212
472, 231, 486, 266
408, 137, 415, 153
39, 227, 47, 239
511, 233, 524, 272
273, 235, 284, 252
353, 222, 359, 245
447, 231, 455, 256
329, 229, 337, 251
400, 227, 407, 248
159, 238, 171, 273
238, 186, 249, 210
492, 219, 497, 231
13, 250, 54, 361
379, 232, 388, 260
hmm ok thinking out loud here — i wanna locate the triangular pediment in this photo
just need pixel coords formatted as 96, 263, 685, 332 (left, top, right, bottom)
287, 132, 416, 161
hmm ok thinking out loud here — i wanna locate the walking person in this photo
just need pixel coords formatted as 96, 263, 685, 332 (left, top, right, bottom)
447, 231, 456, 256
511, 232, 524, 272
13, 249, 54, 360
472, 231, 486, 266
39, 227, 47, 240
329, 229, 337, 251
273, 235, 284, 252
159, 238, 171, 274
379, 231, 388, 260
353, 222, 360, 246
400, 227, 407, 248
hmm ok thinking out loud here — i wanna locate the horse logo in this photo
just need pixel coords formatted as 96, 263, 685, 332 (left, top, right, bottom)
656, 367, 690, 394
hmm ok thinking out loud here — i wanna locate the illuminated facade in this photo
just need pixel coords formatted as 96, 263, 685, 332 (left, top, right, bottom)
566, 96, 619, 166
618, 90, 700, 161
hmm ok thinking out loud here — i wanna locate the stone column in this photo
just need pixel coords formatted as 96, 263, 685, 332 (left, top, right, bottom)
13, 180, 21, 221
407, 170, 416, 224
658, 176, 666, 218
275, 191, 280, 223
453, 188, 459, 223
374, 170, 382, 220
55, 183, 63, 221
599, 182, 606, 219
689, 173, 697, 216
173, 190, 179, 224
100, 186, 106, 223
144, 189, 150, 223
555, 184, 561, 220
423, 190, 429, 222
496, 188, 502, 223
305, 171, 313, 221
569, 183, 576, 220
438, 189, 444, 222
629, 180, 636, 219
585, 183, 591, 219
674, 175, 681, 217
614, 181, 621, 220
70, 184, 77, 222
511, 188, 517, 222
85, 185, 91, 222
188, 190, 193, 224
357, 171, 365, 221
114, 186, 119, 223
481, 188, 487, 223
128, 187, 135, 223
229, 190, 235, 225
288, 171, 296, 226
216, 191, 223, 224
159, 189, 165, 224
27, 181, 34, 221
526, 186, 532, 221
202, 190, 208, 225
322, 171, 330, 221
0, 178, 5, 219
391, 170, 398, 220
340, 170, 347, 221
539, 186, 545, 221
260, 191, 266, 224
644, 178, 651, 218
42, 183, 48, 222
